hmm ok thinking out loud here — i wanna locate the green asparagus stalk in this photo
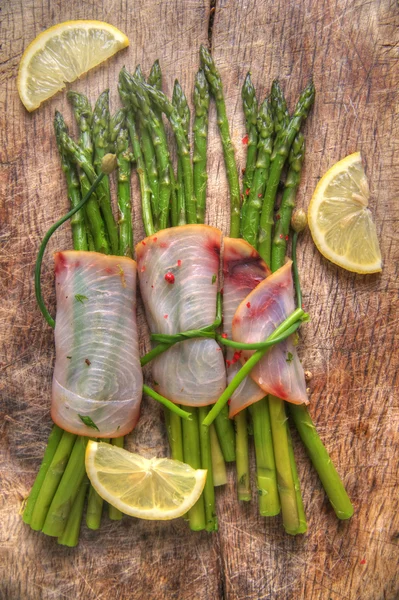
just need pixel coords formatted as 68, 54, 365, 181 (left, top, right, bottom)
258, 81, 315, 264
59, 130, 111, 254
241, 97, 274, 247
119, 69, 172, 231
110, 109, 133, 257
147, 60, 179, 230
22, 425, 64, 524
241, 72, 258, 197
91, 90, 119, 254
67, 91, 94, 160
193, 69, 210, 224
287, 427, 307, 532
134, 65, 160, 226
41, 436, 88, 536
198, 406, 217, 531
54, 112, 88, 251
119, 85, 156, 237
200, 45, 240, 237
29, 431, 77, 531
172, 79, 190, 226
289, 405, 353, 519
182, 407, 206, 530
249, 399, 280, 515
58, 476, 90, 547
234, 410, 251, 501
213, 404, 236, 462
271, 133, 305, 271
270, 80, 290, 138
130, 74, 196, 225
209, 425, 227, 486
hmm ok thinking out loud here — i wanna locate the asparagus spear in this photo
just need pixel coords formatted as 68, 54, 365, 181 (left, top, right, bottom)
147, 60, 179, 230
172, 80, 190, 226
66, 92, 96, 250
198, 406, 217, 531
240, 97, 274, 247
271, 133, 305, 271
118, 85, 155, 237
91, 91, 119, 254
54, 112, 88, 251
241, 72, 258, 198
193, 69, 210, 224
110, 109, 133, 257
258, 81, 315, 264
182, 407, 206, 530
130, 74, 196, 225
200, 45, 241, 237
59, 130, 111, 254
119, 68, 172, 231
270, 80, 290, 138
134, 65, 160, 227
58, 476, 90, 547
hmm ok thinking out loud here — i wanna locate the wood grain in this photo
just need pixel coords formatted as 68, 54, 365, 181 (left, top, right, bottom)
1, 0, 398, 598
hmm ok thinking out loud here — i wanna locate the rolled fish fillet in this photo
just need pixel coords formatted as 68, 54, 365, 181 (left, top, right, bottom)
52, 251, 143, 437
232, 260, 309, 405
136, 225, 226, 406
223, 238, 271, 417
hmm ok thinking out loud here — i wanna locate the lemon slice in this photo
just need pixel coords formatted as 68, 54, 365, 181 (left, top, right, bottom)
18, 20, 129, 111
85, 441, 207, 520
308, 152, 382, 274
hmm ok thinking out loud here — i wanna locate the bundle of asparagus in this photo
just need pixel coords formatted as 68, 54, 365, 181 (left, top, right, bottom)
23, 47, 353, 546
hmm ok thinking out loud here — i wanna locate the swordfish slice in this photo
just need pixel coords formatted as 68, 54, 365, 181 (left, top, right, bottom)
136, 225, 226, 406
223, 237, 271, 417
52, 251, 143, 437
232, 260, 308, 405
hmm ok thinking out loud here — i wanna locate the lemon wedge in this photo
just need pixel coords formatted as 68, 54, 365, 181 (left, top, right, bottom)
85, 441, 207, 520
308, 152, 382, 274
18, 20, 129, 111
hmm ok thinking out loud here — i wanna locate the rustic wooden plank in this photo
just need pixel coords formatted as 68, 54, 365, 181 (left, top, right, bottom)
0, 2, 224, 599
209, 0, 399, 598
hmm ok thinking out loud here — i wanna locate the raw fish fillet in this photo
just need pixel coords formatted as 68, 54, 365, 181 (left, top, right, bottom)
52, 251, 143, 437
232, 260, 308, 405
136, 225, 226, 406
223, 237, 271, 417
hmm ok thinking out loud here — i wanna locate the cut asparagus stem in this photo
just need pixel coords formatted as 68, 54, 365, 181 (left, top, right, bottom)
29, 431, 76, 531
289, 405, 354, 519
41, 436, 88, 537
198, 406, 217, 531
167, 410, 184, 462
182, 407, 206, 531
287, 427, 307, 533
108, 437, 124, 521
234, 410, 251, 501
213, 404, 236, 463
86, 438, 109, 531
110, 109, 133, 257
241, 72, 258, 200
268, 395, 300, 535
22, 425, 64, 525
209, 425, 227, 486
249, 399, 280, 515
193, 69, 210, 224
57, 476, 89, 547
200, 45, 241, 237
92, 90, 119, 254
258, 81, 315, 265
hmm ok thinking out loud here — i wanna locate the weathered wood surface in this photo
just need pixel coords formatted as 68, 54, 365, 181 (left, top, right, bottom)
1, 0, 398, 598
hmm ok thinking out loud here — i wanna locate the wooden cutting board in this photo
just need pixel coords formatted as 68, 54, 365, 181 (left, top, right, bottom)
1, 1, 398, 598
